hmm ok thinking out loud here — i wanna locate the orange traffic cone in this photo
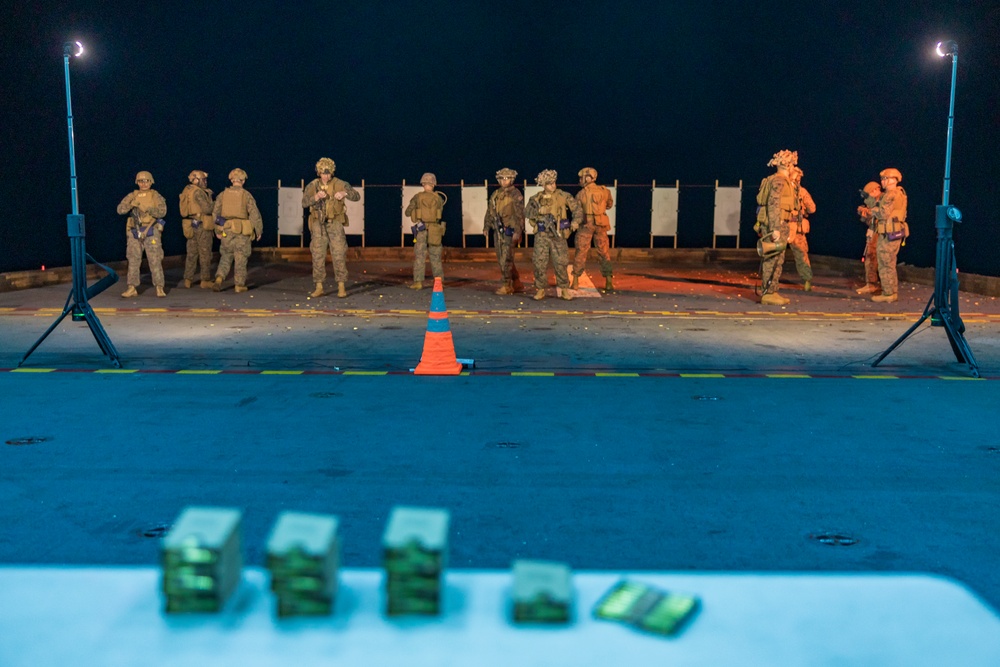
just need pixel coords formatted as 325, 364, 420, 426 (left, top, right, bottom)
414, 277, 463, 376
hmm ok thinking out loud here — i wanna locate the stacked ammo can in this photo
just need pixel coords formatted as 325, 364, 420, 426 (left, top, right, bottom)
161, 506, 243, 613
266, 511, 340, 617
382, 506, 450, 616
511, 559, 573, 624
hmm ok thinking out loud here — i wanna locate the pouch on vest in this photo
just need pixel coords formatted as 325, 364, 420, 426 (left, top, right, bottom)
411, 221, 426, 234
182, 218, 194, 239
800, 219, 810, 235
239, 219, 254, 236
427, 221, 444, 246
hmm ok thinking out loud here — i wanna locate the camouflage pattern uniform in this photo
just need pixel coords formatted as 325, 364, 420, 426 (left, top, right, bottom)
525, 169, 583, 300
572, 167, 614, 289
787, 168, 815, 288
179, 170, 215, 287
755, 150, 798, 305
871, 168, 908, 300
303, 158, 360, 296
405, 173, 447, 287
213, 169, 263, 291
857, 182, 882, 293
116, 171, 167, 296
483, 167, 525, 294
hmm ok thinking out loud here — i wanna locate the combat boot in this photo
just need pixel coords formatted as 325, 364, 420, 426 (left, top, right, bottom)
155, 286, 166, 298
871, 293, 897, 303
337, 282, 347, 298
803, 280, 812, 292
533, 289, 545, 301
234, 285, 248, 293
183, 279, 192, 288
200, 280, 214, 289
605, 275, 614, 292
213, 277, 223, 292
856, 284, 878, 294
570, 274, 579, 289
560, 289, 573, 301
409, 281, 423, 290
309, 282, 324, 298
760, 292, 789, 306
495, 281, 513, 295
121, 285, 138, 298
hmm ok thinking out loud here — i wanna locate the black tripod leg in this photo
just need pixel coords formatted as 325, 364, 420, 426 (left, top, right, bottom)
939, 312, 979, 377
871, 312, 932, 368
18, 309, 72, 367
82, 307, 121, 367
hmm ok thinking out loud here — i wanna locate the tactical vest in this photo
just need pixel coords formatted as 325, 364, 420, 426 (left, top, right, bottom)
132, 190, 159, 224
579, 184, 611, 227
314, 178, 348, 222
492, 189, 515, 221
876, 187, 908, 237
537, 190, 570, 221
179, 185, 196, 218
220, 187, 253, 236
754, 174, 795, 230
413, 191, 445, 222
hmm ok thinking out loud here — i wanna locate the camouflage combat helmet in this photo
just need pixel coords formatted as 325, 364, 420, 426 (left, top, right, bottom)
578, 167, 597, 180
315, 157, 336, 175
879, 168, 902, 182
228, 168, 247, 182
862, 182, 881, 197
767, 150, 798, 169
420, 172, 437, 186
535, 169, 558, 186
188, 170, 207, 183
495, 167, 517, 181
135, 171, 154, 184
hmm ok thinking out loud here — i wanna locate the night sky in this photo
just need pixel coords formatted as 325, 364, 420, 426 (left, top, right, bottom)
2, 2, 998, 275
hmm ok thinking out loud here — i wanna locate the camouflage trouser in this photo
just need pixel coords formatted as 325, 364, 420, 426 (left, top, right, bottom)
216, 234, 252, 286
126, 227, 164, 287
532, 232, 571, 290
183, 226, 214, 282
573, 222, 613, 278
493, 231, 520, 282
759, 225, 789, 294
311, 221, 348, 283
863, 233, 880, 285
787, 232, 813, 282
413, 230, 443, 281
876, 235, 902, 296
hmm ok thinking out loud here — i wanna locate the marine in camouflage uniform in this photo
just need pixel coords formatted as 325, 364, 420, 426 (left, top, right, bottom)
483, 167, 525, 295
572, 167, 615, 291
856, 181, 882, 294
303, 157, 361, 298
754, 150, 798, 305
524, 169, 582, 301
868, 168, 908, 303
787, 166, 816, 291
179, 170, 215, 288
405, 172, 447, 289
212, 168, 263, 293
116, 171, 168, 298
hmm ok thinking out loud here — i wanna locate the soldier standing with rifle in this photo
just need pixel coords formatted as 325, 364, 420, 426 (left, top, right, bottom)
179, 170, 215, 289
404, 172, 448, 290
212, 168, 263, 294
302, 157, 360, 298
483, 167, 525, 295
116, 171, 167, 298
524, 169, 582, 301
865, 168, 908, 303
754, 150, 798, 305
572, 167, 615, 292
856, 181, 883, 295
787, 166, 816, 291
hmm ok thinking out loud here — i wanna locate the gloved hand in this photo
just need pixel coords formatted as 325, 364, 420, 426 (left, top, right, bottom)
866, 229, 873, 239
770, 230, 780, 242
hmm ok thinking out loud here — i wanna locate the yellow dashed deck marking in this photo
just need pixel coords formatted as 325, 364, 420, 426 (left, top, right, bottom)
511, 372, 555, 377
139, 308, 168, 313
94, 369, 137, 374
596, 372, 641, 377
852, 375, 899, 379
11, 368, 55, 373
680, 373, 725, 378
765, 374, 812, 378
261, 370, 303, 375
939, 376, 985, 381
176, 370, 222, 375
342, 371, 387, 375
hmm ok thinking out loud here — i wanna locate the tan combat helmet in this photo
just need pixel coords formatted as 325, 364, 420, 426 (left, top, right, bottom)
228, 168, 247, 182
495, 167, 517, 181
880, 168, 902, 182
862, 182, 881, 197
767, 150, 798, 169
578, 167, 597, 181
135, 171, 154, 184
188, 170, 207, 183
315, 157, 336, 175
420, 172, 437, 186
535, 169, 558, 186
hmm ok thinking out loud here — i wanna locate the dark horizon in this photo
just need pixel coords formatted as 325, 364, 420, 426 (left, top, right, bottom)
3, 2, 998, 275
